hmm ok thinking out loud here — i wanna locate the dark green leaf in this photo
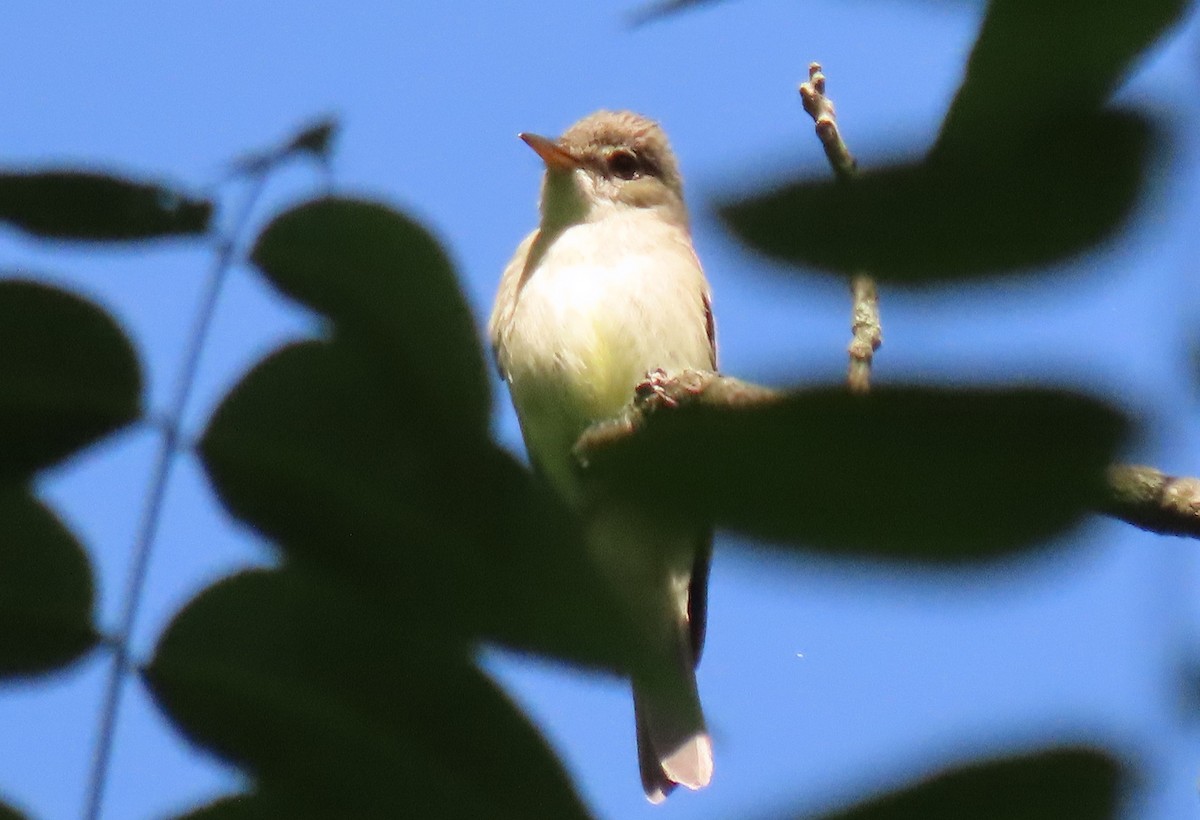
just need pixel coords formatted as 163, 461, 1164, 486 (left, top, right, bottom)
200, 339, 644, 673
0, 280, 142, 479
173, 792, 280, 820
0, 796, 29, 820
0, 488, 97, 678
173, 790, 334, 820
250, 197, 489, 436
146, 569, 593, 820
585, 385, 1129, 560
793, 747, 1126, 820
0, 171, 210, 240
201, 341, 450, 569
721, 111, 1151, 282
934, 0, 1187, 160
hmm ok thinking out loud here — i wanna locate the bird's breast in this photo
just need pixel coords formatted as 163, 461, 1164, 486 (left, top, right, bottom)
501, 213, 711, 499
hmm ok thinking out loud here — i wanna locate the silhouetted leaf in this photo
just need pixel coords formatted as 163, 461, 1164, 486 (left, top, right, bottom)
250, 197, 489, 437
201, 340, 451, 568
285, 118, 339, 160
232, 117, 341, 176
200, 340, 645, 674
174, 792, 275, 819
629, 0, 725, 24
724, 0, 1184, 282
0, 795, 29, 820
790, 747, 1126, 820
722, 110, 1151, 282
585, 385, 1129, 560
173, 790, 339, 820
0, 279, 141, 480
147, 569, 593, 820
934, 0, 1187, 160
0, 171, 210, 240
0, 489, 97, 678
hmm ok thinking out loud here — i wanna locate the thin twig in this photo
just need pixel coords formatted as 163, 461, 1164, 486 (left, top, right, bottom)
83, 171, 270, 820
798, 63, 856, 180
847, 275, 881, 394
799, 62, 881, 393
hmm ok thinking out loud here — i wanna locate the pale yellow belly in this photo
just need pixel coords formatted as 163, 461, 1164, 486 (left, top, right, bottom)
502, 232, 711, 504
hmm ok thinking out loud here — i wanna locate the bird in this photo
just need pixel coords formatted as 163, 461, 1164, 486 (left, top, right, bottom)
488, 110, 716, 802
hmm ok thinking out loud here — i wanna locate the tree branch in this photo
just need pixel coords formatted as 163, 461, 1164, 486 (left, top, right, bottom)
1102, 464, 1200, 538
572, 370, 776, 467
798, 62, 881, 393
575, 373, 1200, 542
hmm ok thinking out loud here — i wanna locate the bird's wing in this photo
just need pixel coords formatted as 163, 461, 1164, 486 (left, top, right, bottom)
703, 289, 717, 371
693, 253, 717, 661
687, 531, 713, 664
488, 230, 540, 381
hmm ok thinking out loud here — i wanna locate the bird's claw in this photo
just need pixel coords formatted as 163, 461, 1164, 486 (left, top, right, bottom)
635, 368, 680, 410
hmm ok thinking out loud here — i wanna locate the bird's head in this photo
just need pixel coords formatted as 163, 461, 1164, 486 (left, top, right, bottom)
521, 110, 687, 229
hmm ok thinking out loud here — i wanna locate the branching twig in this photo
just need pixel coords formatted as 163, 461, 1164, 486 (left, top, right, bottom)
84, 117, 338, 820
800, 64, 1200, 541
798, 63, 856, 180
83, 172, 270, 820
799, 63, 881, 394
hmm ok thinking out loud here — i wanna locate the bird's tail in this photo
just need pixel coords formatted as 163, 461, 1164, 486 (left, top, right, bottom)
632, 619, 712, 803
583, 504, 713, 802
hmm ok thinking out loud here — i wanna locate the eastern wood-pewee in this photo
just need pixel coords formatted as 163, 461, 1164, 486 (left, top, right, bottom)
489, 110, 716, 802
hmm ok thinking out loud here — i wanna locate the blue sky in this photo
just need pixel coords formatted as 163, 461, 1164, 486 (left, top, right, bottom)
2, 2, 1200, 818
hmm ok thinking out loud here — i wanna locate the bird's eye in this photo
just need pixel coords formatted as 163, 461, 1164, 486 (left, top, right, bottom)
606, 149, 640, 180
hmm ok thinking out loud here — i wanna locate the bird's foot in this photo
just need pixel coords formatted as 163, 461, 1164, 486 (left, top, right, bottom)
635, 368, 681, 411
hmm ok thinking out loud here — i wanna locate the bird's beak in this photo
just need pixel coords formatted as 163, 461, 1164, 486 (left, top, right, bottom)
520, 132, 580, 171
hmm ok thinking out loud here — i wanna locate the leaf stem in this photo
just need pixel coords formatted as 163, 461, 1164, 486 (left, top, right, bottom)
83, 170, 270, 820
